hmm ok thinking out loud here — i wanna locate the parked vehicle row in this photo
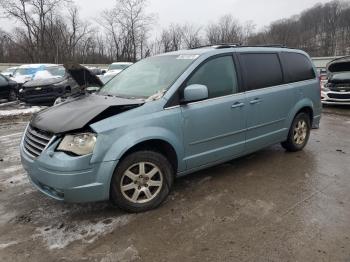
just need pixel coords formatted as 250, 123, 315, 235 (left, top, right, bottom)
0, 62, 132, 105
20, 45, 321, 212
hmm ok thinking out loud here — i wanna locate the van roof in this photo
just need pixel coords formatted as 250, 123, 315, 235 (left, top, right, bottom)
158, 45, 307, 57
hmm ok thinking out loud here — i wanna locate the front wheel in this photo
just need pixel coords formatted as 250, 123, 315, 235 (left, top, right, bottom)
110, 151, 174, 213
8, 89, 17, 101
281, 112, 311, 152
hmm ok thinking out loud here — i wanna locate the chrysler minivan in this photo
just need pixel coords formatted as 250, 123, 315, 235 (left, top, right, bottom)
20, 45, 321, 212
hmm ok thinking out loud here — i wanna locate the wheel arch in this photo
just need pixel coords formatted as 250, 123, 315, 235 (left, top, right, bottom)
119, 139, 179, 174
287, 99, 315, 128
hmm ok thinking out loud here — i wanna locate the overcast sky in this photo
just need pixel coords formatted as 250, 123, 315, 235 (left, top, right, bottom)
81, 0, 332, 29
1, 0, 333, 33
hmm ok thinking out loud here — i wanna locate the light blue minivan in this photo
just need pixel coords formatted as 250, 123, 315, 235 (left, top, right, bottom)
20, 45, 321, 212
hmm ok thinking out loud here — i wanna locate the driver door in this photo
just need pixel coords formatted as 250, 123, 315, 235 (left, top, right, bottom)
181, 55, 246, 169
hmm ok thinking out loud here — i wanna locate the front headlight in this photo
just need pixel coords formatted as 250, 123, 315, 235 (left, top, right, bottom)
57, 133, 97, 156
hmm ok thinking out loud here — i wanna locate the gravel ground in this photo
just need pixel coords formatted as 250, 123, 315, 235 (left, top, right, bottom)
0, 107, 349, 262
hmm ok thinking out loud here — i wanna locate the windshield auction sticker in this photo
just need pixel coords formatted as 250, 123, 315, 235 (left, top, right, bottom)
177, 55, 200, 60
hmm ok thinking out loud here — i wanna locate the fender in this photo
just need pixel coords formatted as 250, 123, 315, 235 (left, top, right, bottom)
91, 126, 186, 172
285, 98, 314, 129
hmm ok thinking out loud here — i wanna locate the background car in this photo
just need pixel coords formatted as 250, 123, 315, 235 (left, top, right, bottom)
321, 56, 350, 105
20, 65, 78, 105
11, 64, 57, 85
105, 62, 133, 77
1, 66, 18, 78
0, 74, 18, 101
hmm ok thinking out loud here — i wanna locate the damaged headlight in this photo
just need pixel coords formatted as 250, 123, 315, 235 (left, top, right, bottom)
57, 133, 97, 156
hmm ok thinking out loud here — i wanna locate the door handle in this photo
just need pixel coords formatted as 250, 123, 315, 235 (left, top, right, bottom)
231, 102, 245, 109
249, 98, 262, 105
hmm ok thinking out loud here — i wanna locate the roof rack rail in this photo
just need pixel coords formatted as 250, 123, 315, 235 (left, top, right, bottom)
190, 43, 241, 49
241, 44, 288, 48
190, 43, 288, 50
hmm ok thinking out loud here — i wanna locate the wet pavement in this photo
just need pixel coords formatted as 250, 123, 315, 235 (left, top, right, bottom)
0, 108, 349, 262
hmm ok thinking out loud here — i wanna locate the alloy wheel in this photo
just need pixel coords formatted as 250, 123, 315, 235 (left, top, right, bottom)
120, 162, 163, 204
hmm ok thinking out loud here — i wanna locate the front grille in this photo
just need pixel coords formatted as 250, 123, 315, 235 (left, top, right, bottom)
328, 93, 350, 99
23, 125, 54, 158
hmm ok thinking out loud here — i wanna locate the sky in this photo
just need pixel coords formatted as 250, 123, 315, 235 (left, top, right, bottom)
1, 0, 334, 34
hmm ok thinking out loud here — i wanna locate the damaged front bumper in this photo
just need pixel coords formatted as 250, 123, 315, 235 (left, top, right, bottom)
20, 137, 118, 203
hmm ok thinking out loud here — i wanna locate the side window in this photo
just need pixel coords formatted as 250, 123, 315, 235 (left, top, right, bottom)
186, 56, 238, 99
239, 53, 283, 91
0, 75, 8, 85
282, 52, 316, 83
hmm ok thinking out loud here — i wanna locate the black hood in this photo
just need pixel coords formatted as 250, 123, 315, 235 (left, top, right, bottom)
31, 94, 144, 134
327, 56, 350, 73
23, 77, 66, 88
64, 63, 103, 88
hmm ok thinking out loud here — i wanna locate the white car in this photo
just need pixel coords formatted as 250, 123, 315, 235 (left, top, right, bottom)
105, 62, 133, 76
1, 67, 18, 77
11, 64, 58, 84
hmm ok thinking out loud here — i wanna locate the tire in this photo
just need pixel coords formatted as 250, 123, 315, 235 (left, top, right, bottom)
281, 112, 311, 152
110, 151, 174, 213
8, 89, 17, 101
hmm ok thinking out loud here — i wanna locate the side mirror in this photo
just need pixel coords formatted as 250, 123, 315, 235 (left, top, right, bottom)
182, 84, 208, 103
101, 70, 106, 75
9, 74, 13, 78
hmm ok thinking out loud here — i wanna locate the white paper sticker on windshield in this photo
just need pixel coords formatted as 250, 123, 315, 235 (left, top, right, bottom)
177, 55, 199, 60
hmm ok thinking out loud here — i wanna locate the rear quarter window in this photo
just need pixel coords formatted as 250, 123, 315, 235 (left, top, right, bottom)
239, 53, 284, 91
281, 52, 316, 83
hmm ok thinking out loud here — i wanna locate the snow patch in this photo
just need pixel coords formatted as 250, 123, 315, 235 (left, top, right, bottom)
0, 241, 18, 249
34, 215, 133, 249
0, 107, 42, 117
2, 166, 23, 174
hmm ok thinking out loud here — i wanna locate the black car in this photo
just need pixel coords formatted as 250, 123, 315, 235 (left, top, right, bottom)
0, 74, 18, 101
20, 66, 79, 105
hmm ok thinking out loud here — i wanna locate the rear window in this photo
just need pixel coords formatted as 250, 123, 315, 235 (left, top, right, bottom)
239, 53, 283, 90
281, 52, 315, 83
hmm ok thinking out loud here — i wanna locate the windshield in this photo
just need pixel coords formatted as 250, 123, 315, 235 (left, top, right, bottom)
109, 64, 130, 71
3, 68, 16, 74
100, 55, 197, 98
45, 66, 66, 77
15, 67, 38, 76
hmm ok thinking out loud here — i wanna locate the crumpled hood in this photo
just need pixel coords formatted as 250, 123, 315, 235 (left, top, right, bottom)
327, 56, 350, 73
64, 63, 103, 88
23, 77, 65, 88
31, 93, 144, 134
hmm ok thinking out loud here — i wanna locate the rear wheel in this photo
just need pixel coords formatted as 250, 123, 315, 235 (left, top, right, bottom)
110, 151, 174, 213
281, 112, 311, 152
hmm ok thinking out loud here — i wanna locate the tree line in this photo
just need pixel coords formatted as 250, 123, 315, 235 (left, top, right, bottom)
0, 0, 349, 64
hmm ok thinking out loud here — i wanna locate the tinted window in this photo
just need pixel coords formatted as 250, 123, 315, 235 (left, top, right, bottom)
187, 56, 238, 98
282, 52, 315, 83
239, 53, 283, 90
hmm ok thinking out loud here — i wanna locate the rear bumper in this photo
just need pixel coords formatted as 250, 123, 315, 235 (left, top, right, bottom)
20, 140, 118, 203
